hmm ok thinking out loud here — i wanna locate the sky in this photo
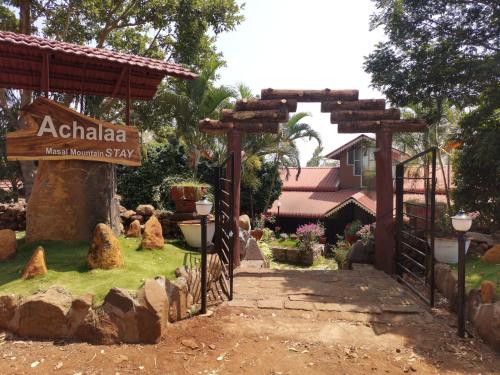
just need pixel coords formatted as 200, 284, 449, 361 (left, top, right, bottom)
215, 0, 387, 165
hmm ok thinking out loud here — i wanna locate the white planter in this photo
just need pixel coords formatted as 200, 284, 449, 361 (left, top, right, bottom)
178, 220, 215, 248
434, 237, 471, 264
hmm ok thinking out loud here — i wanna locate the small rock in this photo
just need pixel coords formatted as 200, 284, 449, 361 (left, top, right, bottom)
181, 338, 199, 350
141, 216, 164, 250
208, 344, 216, 350
126, 220, 142, 238
0, 229, 16, 261
87, 224, 124, 270
480, 280, 496, 303
54, 361, 63, 370
481, 244, 500, 264
21, 246, 48, 279
136, 204, 155, 216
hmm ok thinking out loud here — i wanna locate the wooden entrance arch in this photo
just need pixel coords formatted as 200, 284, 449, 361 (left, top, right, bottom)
199, 89, 427, 275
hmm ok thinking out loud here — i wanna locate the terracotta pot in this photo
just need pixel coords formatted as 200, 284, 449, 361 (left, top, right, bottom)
250, 229, 264, 241
174, 200, 196, 213
170, 185, 207, 202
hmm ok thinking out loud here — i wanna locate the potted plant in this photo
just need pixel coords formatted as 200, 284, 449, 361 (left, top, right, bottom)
344, 220, 362, 245
170, 180, 209, 213
434, 211, 471, 264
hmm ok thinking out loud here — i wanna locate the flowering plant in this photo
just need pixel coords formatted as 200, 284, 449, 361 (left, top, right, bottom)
356, 224, 374, 245
296, 223, 325, 247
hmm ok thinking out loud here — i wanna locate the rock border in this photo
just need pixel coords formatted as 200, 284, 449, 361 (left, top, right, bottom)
434, 263, 499, 352
0, 254, 224, 344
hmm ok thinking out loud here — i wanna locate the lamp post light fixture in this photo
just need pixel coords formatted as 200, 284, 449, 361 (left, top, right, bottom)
277, 201, 281, 217
451, 210, 473, 338
195, 196, 213, 315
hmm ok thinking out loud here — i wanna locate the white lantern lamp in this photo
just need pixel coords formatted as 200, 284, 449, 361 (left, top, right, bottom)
451, 210, 472, 233
195, 195, 213, 216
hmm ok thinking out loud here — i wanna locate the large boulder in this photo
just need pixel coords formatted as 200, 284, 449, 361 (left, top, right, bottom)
126, 219, 142, 238
481, 244, 500, 264
473, 301, 500, 352
74, 308, 119, 344
0, 229, 16, 261
18, 287, 73, 338
103, 288, 139, 343
26, 160, 121, 242
103, 285, 168, 344
141, 216, 164, 249
239, 215, 251, 231
120, 210, 136, 221
136, 279, 169, 343
165, 277, 190, 322
21, 246, 48, 279
87, 224, 124, 270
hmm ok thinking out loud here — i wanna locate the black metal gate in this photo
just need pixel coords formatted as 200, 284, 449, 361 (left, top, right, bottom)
395, 147, 437, 306
213, 152, 235, 300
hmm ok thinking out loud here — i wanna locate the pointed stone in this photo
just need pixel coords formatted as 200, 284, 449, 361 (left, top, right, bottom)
87, 224, 124, 270
141, 216, 164, 249
21, 246, 48, 279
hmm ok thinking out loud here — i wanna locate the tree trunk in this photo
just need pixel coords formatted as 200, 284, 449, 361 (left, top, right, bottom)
26, 160, 121, 242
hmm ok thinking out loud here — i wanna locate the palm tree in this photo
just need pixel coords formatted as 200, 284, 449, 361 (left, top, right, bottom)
158, 61, 235, 177
245, 112, 322, 213
393, 101, 462, 211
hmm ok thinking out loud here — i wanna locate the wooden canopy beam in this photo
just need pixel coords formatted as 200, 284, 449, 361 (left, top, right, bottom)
235, 99, 297, 113
331, 109, 400, 122
261, 88, 358, 102
337, 119, 426, 133
321, 99, 386, 112
221, 108, 288, 123
199, 119, 280, 134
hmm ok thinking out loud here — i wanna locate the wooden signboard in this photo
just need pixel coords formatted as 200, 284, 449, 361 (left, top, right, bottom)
6, 97, 141, 166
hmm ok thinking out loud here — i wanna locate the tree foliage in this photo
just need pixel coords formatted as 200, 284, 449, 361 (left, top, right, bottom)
365, 0, 500, 108
453, 89, 500, 232
306, 145, 324, 167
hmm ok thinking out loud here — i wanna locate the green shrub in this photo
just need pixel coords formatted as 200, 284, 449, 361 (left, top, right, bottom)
258, 241, 273, 266
331, 235, 352, 269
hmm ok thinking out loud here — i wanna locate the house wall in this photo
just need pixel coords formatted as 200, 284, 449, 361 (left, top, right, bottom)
338, 151, 361, 189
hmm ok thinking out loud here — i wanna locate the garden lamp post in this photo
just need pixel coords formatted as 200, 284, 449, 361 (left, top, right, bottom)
277, 201, 281, 217
195, 196, 213, 315
451, 210, 473, 338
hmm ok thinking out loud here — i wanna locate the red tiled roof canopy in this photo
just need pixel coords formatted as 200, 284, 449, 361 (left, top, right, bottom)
269, 189, 377, 219
0, 31, 197, 100
281, 167, 340, 192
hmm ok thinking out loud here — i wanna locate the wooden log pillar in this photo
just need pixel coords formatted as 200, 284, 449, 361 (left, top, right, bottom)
227, 130, 242, 267
374, 131, 395, 274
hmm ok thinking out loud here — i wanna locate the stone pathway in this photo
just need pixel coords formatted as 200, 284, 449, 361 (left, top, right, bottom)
229, 264, 426, 318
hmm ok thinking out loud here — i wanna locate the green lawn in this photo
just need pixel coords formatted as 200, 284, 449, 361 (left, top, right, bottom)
269, 238, 300, 249
0, 235, 200, 303
451, 254, 499, 298
270, 256, 338, 271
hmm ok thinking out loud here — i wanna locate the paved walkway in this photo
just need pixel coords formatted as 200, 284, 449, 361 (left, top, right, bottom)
229, 265, 425, 318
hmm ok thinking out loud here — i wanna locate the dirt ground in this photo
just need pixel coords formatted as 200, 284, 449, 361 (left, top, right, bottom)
0, 304, 498, 375
1, 266, 499, 374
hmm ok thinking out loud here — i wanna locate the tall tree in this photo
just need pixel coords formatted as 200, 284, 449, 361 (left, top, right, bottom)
0, 0, 244, 197
365, 0, 500, 109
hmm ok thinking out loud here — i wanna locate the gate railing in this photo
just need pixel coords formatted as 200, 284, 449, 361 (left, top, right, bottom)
395, 147, 437, 306
213, 152, 235, 300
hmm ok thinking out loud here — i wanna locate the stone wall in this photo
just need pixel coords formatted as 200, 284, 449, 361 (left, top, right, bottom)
434, 263, 499, 352
0, 200, 26, 231
271, 244, 323, 266
0, 254, 224, 344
